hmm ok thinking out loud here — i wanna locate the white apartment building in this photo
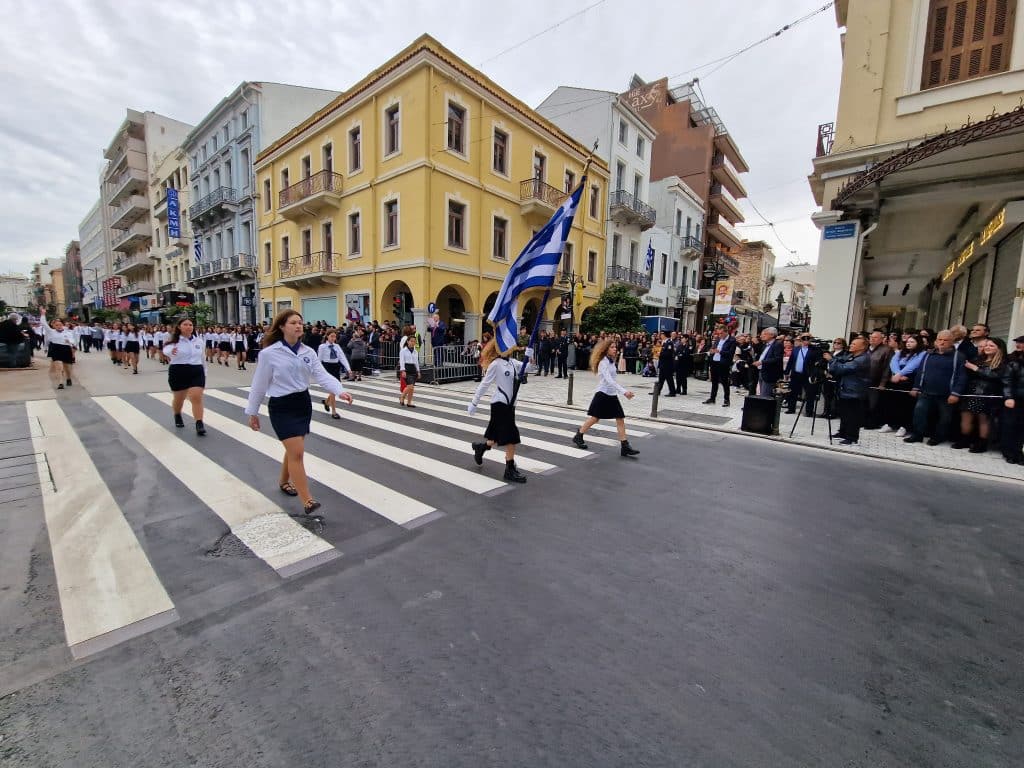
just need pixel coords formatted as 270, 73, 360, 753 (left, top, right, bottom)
646, 176, 705, 330
773, 263, 817, 323
101, 109, 192, 309
77, 198, 107, 311
0, 274, 32, 310
536, 87, 657, 294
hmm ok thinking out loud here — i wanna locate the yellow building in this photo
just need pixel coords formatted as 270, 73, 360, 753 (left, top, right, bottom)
809, 0, 1024, 341
255, 34, 609, 342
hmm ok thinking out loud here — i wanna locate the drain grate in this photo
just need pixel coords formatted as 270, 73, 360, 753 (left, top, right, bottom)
206, 533, 255, 558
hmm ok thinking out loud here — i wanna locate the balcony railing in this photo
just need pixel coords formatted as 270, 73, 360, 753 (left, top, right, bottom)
816, 122, 835, 157
107, 167, 147, 204
520, 179, 568, 209
187, 253, 256, 282
606, 264, 651, 291
279, 251, 342, 280
118, 280, 156, 297
679, 235, 703, 254
606, 189, 655, 228
279, 171, 344, 209
112, 223, 151, 253
110, 194, 149, 230
189, 186, 238, 222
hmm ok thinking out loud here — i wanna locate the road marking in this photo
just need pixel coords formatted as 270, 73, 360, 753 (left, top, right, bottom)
26, 400, 177, 659
95, 397, 338, 578
149, 392, 435, 527
347, 378, 658, 434
206, 390, 507, 494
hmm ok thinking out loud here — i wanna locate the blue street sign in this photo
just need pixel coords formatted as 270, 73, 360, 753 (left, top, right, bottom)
427, 302, 437, 314
824, 222, 856, 240
167, 188, 181, 239
94, 297, 103, 309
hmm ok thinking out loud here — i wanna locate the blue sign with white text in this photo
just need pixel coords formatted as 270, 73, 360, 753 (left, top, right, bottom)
167, 188, 181, 239
824, 222, 856, 240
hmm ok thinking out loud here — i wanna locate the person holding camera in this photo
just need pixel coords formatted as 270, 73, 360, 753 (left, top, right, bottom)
825, 336, 871, 445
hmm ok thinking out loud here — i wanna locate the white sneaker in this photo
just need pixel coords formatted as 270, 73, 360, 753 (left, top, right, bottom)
879, 425, 894, 433
895, 427, 907, 437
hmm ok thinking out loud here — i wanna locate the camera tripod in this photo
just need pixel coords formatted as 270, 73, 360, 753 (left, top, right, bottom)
788, 382, 833, 444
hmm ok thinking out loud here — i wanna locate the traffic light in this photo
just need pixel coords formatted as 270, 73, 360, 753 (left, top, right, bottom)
392, 294, 404, 320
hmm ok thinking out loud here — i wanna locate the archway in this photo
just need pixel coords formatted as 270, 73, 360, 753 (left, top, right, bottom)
579, 306, 595, 335
434, 283, 473, 343
481, 292, 499, 339
380, 279, 414, 327
520, 298, 541, 342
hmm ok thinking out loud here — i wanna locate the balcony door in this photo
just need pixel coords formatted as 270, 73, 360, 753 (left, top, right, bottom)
323, 222, 333, 271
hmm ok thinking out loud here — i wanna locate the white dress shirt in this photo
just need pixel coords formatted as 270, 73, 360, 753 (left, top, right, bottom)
470, 358, 522, 408
245, 341, 345, 415
317, 342, 351, 369
595, 357, 627, 396
163, 335, 206, 366
400, 346, 420, 371
713, 338, 726, 362
38, 315, 75, 347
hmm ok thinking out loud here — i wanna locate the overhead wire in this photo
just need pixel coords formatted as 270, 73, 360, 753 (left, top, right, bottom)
477, 0, 608, 68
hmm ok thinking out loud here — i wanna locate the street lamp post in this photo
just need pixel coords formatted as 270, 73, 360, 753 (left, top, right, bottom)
558, 269, 586, 339
776, 291, 786, 329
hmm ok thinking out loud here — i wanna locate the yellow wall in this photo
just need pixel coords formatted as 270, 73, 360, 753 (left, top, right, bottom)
256, 40, 608, 329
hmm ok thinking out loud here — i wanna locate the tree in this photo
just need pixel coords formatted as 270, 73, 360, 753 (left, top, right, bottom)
580, 284, 643, 335
185, 302, 214, 327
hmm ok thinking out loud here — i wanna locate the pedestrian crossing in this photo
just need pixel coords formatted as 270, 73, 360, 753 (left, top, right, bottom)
13, 381, 657, 662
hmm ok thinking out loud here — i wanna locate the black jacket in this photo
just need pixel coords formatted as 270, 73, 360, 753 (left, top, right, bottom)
828, 352, 871, 400
709, 336, 737, 365
914, 349, 967, 397
758, 339, 785, 383
1003, 354, 1024, 400
785, 345, 821, 377
555, 337, 569, 357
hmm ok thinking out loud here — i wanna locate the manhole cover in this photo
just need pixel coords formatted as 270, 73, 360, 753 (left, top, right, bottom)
206, 533, 254, 558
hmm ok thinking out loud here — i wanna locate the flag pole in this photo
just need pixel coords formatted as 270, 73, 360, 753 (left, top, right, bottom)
518, 143, 597, 381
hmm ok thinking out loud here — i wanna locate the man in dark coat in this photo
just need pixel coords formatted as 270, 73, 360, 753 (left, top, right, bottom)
753, 327, 784, 397
703, 326, 737, 406
785, 332, 822, 415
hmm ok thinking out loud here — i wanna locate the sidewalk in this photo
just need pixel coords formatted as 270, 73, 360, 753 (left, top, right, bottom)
438, 367, 1024, 482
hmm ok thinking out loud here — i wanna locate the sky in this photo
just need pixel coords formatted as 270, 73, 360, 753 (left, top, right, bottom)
0, 0, 843, 276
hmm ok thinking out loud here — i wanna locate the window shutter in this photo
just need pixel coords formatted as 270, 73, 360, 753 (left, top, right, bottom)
921, 0, 1016, 89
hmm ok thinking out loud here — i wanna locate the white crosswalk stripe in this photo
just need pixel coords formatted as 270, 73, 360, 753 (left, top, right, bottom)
95, 396, 340, 578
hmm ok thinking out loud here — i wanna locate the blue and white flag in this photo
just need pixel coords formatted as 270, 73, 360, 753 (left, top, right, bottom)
644, 240, 655, 274
193, 238, 203, 263
488, 182, 585, 352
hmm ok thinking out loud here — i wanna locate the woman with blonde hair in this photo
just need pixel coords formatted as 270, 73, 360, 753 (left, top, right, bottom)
467, 340, 529, 483
572, 338, 639, 457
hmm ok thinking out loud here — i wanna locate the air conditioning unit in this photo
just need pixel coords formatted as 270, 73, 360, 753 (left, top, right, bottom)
735, 290, 745, 300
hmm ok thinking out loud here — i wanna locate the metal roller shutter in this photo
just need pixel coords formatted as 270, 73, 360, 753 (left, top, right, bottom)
987, 226, 1023, 340
962, 256, 988, 326
950, 274, 967, 327
937, 290, 951, 329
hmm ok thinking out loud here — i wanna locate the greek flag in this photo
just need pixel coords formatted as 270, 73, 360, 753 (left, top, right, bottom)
193, 238, 203, 263
644, 240, 655, 273
488, 181, 585, 352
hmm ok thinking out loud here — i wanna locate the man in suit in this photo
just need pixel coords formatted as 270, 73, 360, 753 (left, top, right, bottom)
753, 327, 784, 397
863, 329, 894, 428
785, 333, 821, 415
554, 329, 569, 378
652, 331, 677, 397
703, 325, 737, 406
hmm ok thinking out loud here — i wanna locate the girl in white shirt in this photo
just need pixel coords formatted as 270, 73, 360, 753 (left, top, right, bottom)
317, 331, 351, 419
398, 334, 420, 408
38, 313, 76, 390
246, 310, 352, 516
123, 323, 141, 374
204, 328, 216, 363
163, 318, 208, 435
573, 338, 640, 457
229, 326, 248, 370
467, 341, 528, 483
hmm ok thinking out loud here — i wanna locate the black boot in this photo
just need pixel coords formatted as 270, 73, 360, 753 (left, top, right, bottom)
572, 430, 588, 449
174, 413, 184, 428
503, 460, 526, 483
195, 420, 206, 436
620, 440, 639, 457
968, 439, 988, 454
472, 441, 489, 466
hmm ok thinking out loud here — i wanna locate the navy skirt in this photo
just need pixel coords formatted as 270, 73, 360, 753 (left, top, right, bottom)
484, 402, 520, 446
168, 364, 206, 392
587, 391, 625, 419
269, 390, 313, 441
48, 344, 74, 364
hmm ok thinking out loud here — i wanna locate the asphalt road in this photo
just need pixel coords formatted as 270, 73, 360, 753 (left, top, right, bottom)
1, 385, 1022, 767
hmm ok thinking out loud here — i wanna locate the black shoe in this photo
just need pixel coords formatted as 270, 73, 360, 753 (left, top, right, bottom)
472, 442, 489, 466
903, 435, 924, 443
66, 379, 72, 386
968, 441, 988, 454
620, 441, 639, 457
174, 413, 184, 428
951, 441, 970, 449
838, 439, 859, 446
722, 402, 730, 407
785, 409, 796, 414
322, 399, 329, 412
195, 420, 206, 436
572, 431, 588, 450
57, 383, 64, 390
665, 393, 676, 397
926, 438, 943, 446
503, 462, 527, 483
702, 399, 714, 404
830, 432, 844, 440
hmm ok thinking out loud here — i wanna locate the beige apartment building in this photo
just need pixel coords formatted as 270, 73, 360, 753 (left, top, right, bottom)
809, 0, 1024, 341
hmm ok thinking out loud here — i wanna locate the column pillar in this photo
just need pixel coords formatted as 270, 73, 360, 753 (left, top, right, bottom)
463, 311, 482, 342
810, 212, 862, 340
412, 307, 428, 349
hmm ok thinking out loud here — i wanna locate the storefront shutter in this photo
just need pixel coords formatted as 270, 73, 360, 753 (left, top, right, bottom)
922, 0, 1017, 89
986, 225, 1023, 339
962, 255, 988, 324
950, 273, 968, 326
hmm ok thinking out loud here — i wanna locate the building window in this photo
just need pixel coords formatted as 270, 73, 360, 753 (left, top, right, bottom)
212, 136, 218, 152
263, 242, 272, 273
629, 241, 638, 271
533, 151, 546, 182
385, 104, 400, 155
349, 212, 361, 255
447, 102, 466, 154
686, 216, 693, 238
618, 119, 628, 145
240, 150, 250, 189
223, 125, 229, 143
280, 168, 290, 192
611, 233, 621, 266
448, 201, 466, 249
636, 135, 645, 158
349, 126, 362, 171
301, 229, 312, 264
587, 250, 597, 283
384, 199, 399, 247
281, 236, 290, 268
493, 216, 508, 260
695, 222, 702, 242
564, 170, 575, 193
681, 265, 688, 289
615, 162, 625, 191
322, 143, 333, 173
922, 0, 1016, 89
660, 253, 668, 284
672, 261, 679, 286
301, 155, 311, 179
241, 110, 248, 130
493, 129, 508, 175
562, 242, 573, 276
589, 184, 600, 218
675, 210, 683, 236
633, 173, 642, 200
263, 178, 271, 212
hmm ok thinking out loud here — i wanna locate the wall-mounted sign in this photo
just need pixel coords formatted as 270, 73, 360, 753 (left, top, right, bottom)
102, 277, 122, 307
824, 222, 857, 240
942, 206, 1008, 282
167, 188, 181, 239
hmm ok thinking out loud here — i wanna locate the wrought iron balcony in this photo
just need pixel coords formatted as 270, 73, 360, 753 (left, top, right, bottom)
189, 186, 239, 224
606, 264, 651, 291
118, 280, 156, 297
608, 189, 656, 230
519, 179, 567, 218
278, 171, 344, 219
186, 254, 256, 284
278, 251, 343, 288
679, 235, 703, 256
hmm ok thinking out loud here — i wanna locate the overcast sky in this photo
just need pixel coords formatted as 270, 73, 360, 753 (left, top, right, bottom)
0, 0, 842, 276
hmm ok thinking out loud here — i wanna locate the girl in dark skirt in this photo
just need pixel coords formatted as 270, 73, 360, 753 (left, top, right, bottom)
163, 318, 207, 435
572, 338, 639, 457
232, 325, 248, 370
317, 330, 350, 419
467, 340, 527, 483
399, 335, 420, 407
38, 313, 76, 390
245, 310, 352, 516
123, 323, 141, 374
